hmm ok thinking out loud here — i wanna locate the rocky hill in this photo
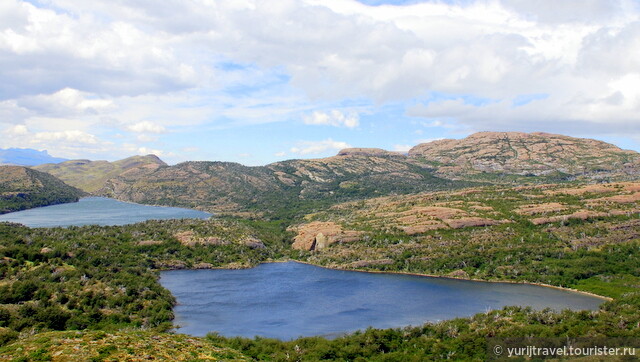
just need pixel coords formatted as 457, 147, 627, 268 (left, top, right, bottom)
293, 180, 640, 282
409, 132, 640, 178
99, 153, 472, 218
33, 155, 167, 193
0, 166, 85, 214
30, 132, 640, 217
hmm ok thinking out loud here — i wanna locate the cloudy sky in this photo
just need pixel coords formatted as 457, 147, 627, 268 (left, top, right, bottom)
1, 0, 639, 165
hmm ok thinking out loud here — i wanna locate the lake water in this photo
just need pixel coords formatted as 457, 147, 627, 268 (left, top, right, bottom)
0, 197, 211, 227
160, 262, 605, 340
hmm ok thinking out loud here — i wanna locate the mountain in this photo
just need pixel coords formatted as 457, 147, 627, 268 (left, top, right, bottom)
0, 166, 85, 214
409, 132, 640, 178
31, 132, 640, 218
33, 155, 167, 193
0, 148, 67, 166
99, 152, 473, 218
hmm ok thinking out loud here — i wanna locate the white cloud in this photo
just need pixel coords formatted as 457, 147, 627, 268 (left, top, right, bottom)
123, 144, 165, 156
274, 151, 286, 157
136, 134, 158, 142
33, 130, 98, 144
0, 0, 639, 160
126, 121, 167, 134
2, 125, 111, 158
303, 110, 359, 128
17, 88, 114, 116
136, 147, 164, 156
290, 138, 351, 155
6, 124, 28, 135
393, 144, 412, 152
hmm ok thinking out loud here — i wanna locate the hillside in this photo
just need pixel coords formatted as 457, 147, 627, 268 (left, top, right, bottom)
0, 181, 638, 360
34, 155, 167, 193
0, 148, 67, 166
99, 152, 473, 218
409, 132, 640, 179
292, 180, 640, 284
29, 132, 640, 219
0, 166, 84, 214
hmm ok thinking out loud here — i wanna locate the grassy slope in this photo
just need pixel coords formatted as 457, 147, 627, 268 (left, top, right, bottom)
33, 155, 166, 193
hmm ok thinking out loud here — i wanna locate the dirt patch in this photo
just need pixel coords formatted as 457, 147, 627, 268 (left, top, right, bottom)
589, 192, 640, 204
137, 240, 163, 246
444, 217, 504, 229
531, 211, 609, 225
515, 202, 568, 215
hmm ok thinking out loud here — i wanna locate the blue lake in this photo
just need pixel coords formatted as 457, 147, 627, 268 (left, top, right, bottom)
0, 197, 211, 227
160, 262, 605, 340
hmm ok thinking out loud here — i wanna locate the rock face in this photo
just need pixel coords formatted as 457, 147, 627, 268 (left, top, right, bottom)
290, 221, 362, 251
408, 132, 640, 177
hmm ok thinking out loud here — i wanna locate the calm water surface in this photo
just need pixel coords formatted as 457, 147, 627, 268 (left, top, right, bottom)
0, 197, 210, 227
160, 262, 604, 340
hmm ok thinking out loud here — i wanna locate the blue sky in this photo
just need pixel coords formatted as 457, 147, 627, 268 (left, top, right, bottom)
1, 0, 640, 165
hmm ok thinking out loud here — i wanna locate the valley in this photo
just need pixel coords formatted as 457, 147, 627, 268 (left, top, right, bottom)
0, 132, 639, 360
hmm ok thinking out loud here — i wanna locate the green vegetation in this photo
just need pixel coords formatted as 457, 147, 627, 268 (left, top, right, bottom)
0, 219, 284, 346
0, 166, 84, 214
1, 178, 640, 360
94, 155, 479, 220
0, 330, 248, 361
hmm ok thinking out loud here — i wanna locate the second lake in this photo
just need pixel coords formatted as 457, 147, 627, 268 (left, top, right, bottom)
160, 261, 605, 340
0, 197, 211, 227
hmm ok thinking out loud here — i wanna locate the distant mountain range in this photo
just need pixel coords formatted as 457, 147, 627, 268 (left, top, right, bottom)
29, 132, 640, 218
0, 148, 68, 166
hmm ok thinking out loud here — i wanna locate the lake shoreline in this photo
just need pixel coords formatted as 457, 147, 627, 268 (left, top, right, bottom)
160, 258, 613, 302
161, 261, 608, 339
291, 260, 614, 301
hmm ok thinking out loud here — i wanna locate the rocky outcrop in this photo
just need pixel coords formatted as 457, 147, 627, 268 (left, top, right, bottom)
290, 221, 362, 251
408, 132, 640, 177
173, 230, 264, 249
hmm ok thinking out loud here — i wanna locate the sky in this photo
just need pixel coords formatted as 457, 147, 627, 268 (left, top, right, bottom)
1, 0, 640, 165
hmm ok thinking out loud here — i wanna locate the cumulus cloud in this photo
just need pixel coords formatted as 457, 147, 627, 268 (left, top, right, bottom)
303, 110, 359, 128
290, 138, 351, 155
6, 124, 28, 135
17, 88, 114, 116
393, 144, 412, 152
1, 0, 640, 160
126, 121, 167, 134
33, 130, 99, 144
